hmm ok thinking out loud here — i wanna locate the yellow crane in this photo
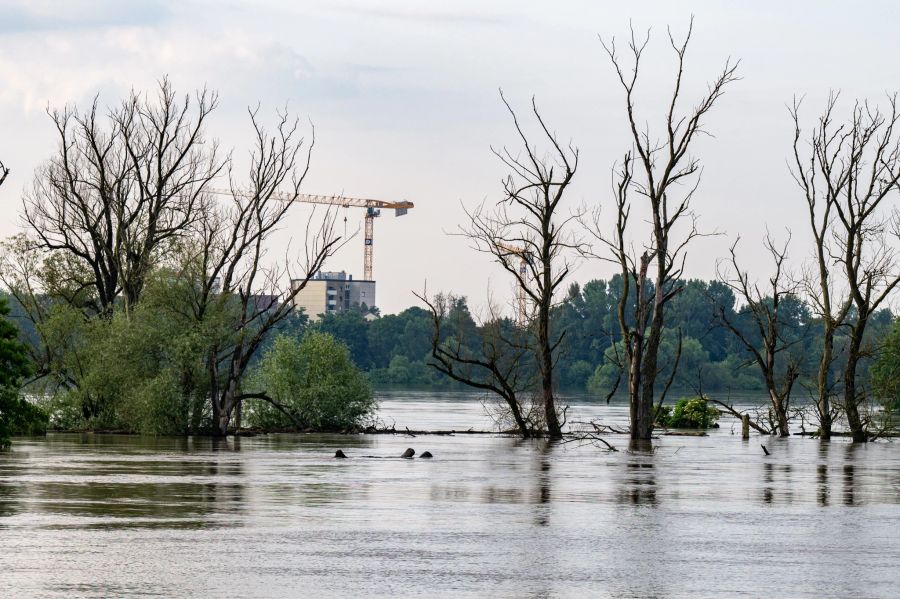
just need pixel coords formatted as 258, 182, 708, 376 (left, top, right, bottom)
209, 188, 413, 281
496, 242, 530, 326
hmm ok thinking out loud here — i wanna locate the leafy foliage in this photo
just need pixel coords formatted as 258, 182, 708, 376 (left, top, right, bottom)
248, 332, 375, 431
31, 271, 229, 434
300, 278, 894, 398
314, 304, 475, 388
0, 297, 44, 448
0, 388, 48, 448
3, 260, 896, 439
656, 396, 720, 429
871, 318, 900, 410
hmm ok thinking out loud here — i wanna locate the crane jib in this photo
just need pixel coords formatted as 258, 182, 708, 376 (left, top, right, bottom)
208, 187, 412, 282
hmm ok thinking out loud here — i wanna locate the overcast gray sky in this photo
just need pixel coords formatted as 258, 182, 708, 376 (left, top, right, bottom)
1, 0, 899, 315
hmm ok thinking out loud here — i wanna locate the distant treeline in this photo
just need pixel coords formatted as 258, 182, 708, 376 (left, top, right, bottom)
5, 274, 893, 400
297, 275, 894, 395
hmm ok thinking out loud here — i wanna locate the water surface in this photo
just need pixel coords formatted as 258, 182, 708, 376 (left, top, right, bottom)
1, 392, 898, 598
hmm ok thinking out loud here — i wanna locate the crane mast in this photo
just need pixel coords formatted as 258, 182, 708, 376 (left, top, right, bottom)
364, 208, 375, 281
208, 188, 413, 281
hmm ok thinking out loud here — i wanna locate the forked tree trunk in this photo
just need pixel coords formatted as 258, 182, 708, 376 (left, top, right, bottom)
769, 390, 790, 438
598, 21, 737, 442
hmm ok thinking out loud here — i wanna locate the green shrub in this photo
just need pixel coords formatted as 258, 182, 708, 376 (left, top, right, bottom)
35, 275, 220, 435
248, 332, 375, 431
872, 318, 900, 411
0, 296, 38, 448
656, 396, 720, 429
0, 389, 49, 448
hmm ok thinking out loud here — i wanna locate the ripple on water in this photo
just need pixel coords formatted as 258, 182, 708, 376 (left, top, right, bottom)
0, 391, 898, 599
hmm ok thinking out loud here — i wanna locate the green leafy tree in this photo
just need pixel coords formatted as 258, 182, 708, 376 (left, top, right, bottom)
564, 360, 594, 389
313, 309, 373, 368
587, 341, 627, 398
0, 297, 45, 448
872, 318, 900, 410
32, 270, 229, 434
248, 332, 375, 431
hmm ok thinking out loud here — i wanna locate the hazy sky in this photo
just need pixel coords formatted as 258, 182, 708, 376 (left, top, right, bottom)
1, 0, 899, 315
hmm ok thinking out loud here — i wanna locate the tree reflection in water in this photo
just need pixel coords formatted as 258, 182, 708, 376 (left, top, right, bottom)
534, 440, 554, 526
0, 480, 21, 519
817, 441, 831, 507
844, 444, 859, 507
617, 439, 657, 507
21, 434, 249, 529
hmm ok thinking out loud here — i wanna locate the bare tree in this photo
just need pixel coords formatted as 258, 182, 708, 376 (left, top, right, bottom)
23, 78, 225, 316
460, 92, 579, 439
183, 109, 343, 436
0, 160, 8, 188
790, 96, 853, 439
416, 290, 536, 438
790, 93, 900, 442
589, 19, 739, 440
3, 83, 342, 435
714, 233, 802, 437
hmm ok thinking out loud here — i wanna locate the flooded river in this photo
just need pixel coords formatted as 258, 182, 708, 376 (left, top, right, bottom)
1, 392, 898, 598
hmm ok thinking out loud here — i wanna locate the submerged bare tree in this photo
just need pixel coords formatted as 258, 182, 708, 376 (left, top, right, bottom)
0, 160, 8, 188
790, 93, 900, 442
182, 110, 343, 436
22, 78, 225, 315
589, 20, 739, 440
460, 92, 579, 439
714, 234, 801, 437
790, 96, 851, 439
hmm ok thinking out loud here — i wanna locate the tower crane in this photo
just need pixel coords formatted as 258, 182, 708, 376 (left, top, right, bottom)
209, 188, 413, 281
495, 242, 531, 326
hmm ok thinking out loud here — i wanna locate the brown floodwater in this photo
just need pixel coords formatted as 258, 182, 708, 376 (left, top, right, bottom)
1, 391, 898, 598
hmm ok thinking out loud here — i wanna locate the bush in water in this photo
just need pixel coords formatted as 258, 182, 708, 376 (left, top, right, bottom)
248, 332, 375, 431
656, 396, 720, 429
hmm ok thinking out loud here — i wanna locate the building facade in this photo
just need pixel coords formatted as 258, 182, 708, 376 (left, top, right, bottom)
291, 271, 376, 321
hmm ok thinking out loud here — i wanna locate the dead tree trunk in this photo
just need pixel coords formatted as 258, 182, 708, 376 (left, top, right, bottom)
843, 322, 867, 443
714, 234, 802, 437
590, 18, 739, 440
462, 92, 580, 440
789, 93, 900, 443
